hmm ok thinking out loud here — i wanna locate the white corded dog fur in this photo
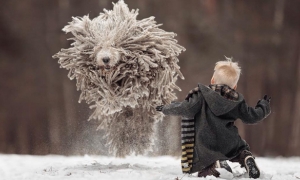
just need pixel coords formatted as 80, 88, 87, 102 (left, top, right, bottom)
53, 0, 185, 157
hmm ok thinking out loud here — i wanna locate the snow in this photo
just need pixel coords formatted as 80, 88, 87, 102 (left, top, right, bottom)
0, 154, 300, 180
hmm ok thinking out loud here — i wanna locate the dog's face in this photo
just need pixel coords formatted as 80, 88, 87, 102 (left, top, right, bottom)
95, 45, 120, 70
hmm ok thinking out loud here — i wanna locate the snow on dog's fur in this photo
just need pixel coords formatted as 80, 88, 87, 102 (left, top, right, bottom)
53, 0, 185, 157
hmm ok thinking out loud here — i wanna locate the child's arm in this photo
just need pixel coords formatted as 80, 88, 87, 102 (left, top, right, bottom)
238, 95, 271, 124
158, 92, 202, 119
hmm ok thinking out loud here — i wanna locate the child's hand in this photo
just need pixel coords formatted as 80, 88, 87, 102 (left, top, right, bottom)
263, 95, 271, 103
156, 105, 164, 111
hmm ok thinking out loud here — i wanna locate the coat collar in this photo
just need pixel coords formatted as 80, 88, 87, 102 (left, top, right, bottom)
198, 84, 244, 116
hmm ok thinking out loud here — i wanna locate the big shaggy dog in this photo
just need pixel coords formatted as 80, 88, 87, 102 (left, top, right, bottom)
53, 0, 185, 157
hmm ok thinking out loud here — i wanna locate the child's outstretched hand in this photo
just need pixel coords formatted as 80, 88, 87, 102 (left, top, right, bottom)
156, 105, 164, 111
263, 95, 271, 103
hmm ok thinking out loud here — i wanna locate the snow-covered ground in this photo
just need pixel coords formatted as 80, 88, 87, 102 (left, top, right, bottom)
0, 154, 299, 180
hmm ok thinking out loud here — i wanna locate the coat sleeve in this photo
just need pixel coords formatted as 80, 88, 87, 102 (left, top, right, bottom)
162, 92, 202, 119
238, 99, 271, 124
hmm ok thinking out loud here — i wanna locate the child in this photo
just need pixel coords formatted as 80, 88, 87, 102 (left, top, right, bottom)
156, 58, 271, 178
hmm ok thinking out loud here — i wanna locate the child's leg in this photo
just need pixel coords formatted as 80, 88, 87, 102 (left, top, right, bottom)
230, 150, 260, 179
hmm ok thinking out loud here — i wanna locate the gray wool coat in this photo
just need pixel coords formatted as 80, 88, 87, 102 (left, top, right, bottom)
162, 84, 271, 173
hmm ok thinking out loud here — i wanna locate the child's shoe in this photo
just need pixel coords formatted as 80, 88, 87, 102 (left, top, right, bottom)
244, 156, 260, 179
198, 163, 220, 178
238, 150, 260, 179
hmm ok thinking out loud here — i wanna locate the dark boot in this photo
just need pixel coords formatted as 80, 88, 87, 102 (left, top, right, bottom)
198, 163, 220, 178
244, 156, 260, 179
238, 150, 260, 179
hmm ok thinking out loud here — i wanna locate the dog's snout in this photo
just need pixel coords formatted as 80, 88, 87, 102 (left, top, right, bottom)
102, 57, 110, 64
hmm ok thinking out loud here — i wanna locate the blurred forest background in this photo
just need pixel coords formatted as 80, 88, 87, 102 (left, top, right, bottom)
0, 0, 300, 157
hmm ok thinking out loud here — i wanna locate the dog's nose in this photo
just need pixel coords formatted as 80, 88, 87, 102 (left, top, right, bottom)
102, 57, 110, 64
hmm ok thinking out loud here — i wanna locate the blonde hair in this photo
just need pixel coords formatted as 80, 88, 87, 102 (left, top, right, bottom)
212, 57, 241, 88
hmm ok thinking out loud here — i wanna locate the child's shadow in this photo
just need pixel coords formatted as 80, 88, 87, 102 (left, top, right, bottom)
69, 162, 150, 172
